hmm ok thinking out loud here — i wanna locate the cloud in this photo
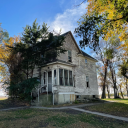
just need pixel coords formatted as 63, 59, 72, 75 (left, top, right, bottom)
48, 2, 88, 34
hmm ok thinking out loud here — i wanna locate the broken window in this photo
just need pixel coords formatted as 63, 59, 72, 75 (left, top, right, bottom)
86, 76, 89, 87
68, 50, 72, 62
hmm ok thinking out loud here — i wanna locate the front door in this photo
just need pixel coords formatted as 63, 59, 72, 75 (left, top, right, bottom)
48, 71, 52, 92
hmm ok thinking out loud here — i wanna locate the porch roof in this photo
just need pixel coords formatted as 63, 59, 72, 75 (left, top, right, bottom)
42, 59, 76, 67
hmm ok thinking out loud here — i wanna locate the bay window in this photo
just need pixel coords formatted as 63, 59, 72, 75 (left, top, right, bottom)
64, 70, 68, 86
59, 68, 73, 86
69, 71, 73, 86
59, 69, 64, 85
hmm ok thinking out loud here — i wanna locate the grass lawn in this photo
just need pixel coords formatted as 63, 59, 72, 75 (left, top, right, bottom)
81, 98, 128, 117
0, 108, 128, 128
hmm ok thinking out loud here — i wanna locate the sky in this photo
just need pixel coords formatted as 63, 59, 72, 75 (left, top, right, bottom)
0, 0, 90, 51
0, 0, 93, 96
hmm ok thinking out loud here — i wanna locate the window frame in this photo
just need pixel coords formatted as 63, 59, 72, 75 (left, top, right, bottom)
68, 50, 72, 62
69, 70, 73, 86
59, 68, 73, 86
59, 69, 64, 86
64, 69, 68, 86
86, 76, 89, 88
54, 69, 57, 85
85, 59, 87, 64
43, 72, 46, 85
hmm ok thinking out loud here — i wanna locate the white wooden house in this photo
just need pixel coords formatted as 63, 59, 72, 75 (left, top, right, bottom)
32, 31, 99, 105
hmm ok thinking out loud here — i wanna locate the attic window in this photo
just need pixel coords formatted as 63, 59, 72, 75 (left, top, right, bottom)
85, 59, 87, 63
68, 50, 72, 62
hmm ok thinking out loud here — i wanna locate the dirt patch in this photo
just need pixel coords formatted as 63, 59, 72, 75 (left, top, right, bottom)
0, 98, 29, 109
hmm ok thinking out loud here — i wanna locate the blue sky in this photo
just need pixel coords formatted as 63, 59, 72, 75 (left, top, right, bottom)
0, 0, 92, 95
0, 0, 90, 52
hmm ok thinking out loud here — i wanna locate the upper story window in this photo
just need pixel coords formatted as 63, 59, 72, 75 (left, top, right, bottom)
68, 50, 72, 62
86, 76, 89, 87
85, 59, 87, 63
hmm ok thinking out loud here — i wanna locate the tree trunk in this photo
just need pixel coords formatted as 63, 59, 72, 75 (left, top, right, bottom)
106, 85, 110, 98
119, 85, 124, 99
114, 87, 117, 98
101, 60, 108, 99
109, 65, 117, 98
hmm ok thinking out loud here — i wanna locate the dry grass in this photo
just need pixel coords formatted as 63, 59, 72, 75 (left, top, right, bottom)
0, 108, 128, 128
81, 99, 128, 117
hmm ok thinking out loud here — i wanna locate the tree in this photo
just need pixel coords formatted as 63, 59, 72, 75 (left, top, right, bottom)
98, 65, 109, 98
104, 35, 121, 98
75, 0, 128, 51
7, 20, 66, 101
0, 35, 21, 96
119, 60, 128, 79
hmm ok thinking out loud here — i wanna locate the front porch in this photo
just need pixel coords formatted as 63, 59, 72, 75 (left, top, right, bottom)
31, 65, 76, 105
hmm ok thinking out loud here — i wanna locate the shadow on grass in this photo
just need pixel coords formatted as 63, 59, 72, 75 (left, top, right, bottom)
0, 98, 28, 109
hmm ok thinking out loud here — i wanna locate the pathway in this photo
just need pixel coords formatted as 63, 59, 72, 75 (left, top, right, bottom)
0, 102, 128, 122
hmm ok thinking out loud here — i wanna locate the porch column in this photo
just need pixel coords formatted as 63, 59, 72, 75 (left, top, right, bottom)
57, 68, 59, 85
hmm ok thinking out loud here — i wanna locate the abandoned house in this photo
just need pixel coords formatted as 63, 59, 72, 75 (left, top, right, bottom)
31, 31, 99, 106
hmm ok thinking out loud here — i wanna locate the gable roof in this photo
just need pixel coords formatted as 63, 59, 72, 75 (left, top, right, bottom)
61, 31, 97, 62
61, 31, 82, 53
81, 51, 98, 62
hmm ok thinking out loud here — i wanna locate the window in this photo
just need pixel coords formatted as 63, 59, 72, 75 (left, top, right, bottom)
86, 76, 89, 87
59, 69, 64, 85
68, 50, 72, 62
54, 70, 56, 85
44, 72, 46, 85
59, 69, 73, 86
85, 59, 87, 63
64, 70, 68, 86
69, 71, 73, 86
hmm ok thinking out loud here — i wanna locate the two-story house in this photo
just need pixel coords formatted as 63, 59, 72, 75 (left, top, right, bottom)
32, 31, 99, 105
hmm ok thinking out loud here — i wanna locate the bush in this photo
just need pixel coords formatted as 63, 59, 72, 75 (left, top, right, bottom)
7, 77, 39, 101
74, 100, 79, 104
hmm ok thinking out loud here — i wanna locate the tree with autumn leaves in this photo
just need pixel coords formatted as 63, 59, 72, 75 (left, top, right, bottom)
75, 0, 128, 98
0, 23, 22, 94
